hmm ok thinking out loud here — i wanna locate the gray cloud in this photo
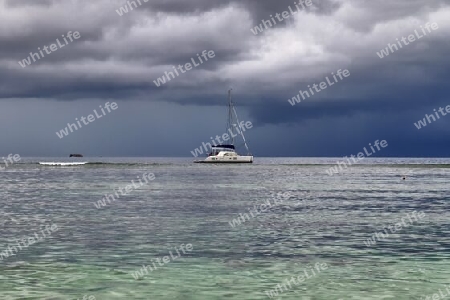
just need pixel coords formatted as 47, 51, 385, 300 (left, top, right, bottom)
1, 0, 450, 156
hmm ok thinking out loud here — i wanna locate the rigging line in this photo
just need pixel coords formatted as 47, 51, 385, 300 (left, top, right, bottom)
232, 105, 250, 155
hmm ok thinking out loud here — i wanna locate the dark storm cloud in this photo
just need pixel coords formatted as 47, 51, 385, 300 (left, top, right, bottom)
1, 0, 448, 103
1, 0, 450, 156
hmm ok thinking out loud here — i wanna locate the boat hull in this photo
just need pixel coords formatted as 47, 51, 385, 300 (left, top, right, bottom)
194, 156, 253, 163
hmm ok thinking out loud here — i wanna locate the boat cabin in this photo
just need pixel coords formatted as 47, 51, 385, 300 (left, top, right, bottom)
208, 145, 236, 156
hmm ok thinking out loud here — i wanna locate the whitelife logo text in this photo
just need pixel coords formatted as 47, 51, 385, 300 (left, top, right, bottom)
18, 31, 81, 68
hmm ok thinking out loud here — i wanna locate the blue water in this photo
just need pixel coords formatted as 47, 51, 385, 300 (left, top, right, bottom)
0, 157, 449, 299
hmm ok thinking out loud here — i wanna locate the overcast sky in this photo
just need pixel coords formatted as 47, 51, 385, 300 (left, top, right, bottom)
1, 0, 449, 157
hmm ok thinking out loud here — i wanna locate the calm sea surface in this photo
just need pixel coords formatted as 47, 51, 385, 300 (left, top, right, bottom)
0, 157, 449, 300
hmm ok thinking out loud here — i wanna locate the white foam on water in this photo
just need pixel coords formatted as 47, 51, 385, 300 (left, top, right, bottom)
38, 162, 87, 166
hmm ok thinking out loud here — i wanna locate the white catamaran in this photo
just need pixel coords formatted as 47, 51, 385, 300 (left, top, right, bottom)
195, 89, 253, 164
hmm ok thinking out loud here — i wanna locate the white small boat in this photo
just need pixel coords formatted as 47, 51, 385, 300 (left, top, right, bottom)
39, 162, 87, 166
196, 145, 253, 163
195, 89, 253, 164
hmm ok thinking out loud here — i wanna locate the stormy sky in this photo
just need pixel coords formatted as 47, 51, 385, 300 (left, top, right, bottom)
1, 0, 449, 157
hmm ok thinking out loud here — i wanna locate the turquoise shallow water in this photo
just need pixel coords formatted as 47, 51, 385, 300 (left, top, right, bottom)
0, 157, 449, 299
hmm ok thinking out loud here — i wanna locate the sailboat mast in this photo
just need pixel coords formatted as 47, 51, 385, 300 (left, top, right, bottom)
226, 89, 251, 155
227, 89, 235, 145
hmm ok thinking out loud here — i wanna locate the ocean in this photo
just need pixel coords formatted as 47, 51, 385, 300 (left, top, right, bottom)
0, 157, 449, 300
